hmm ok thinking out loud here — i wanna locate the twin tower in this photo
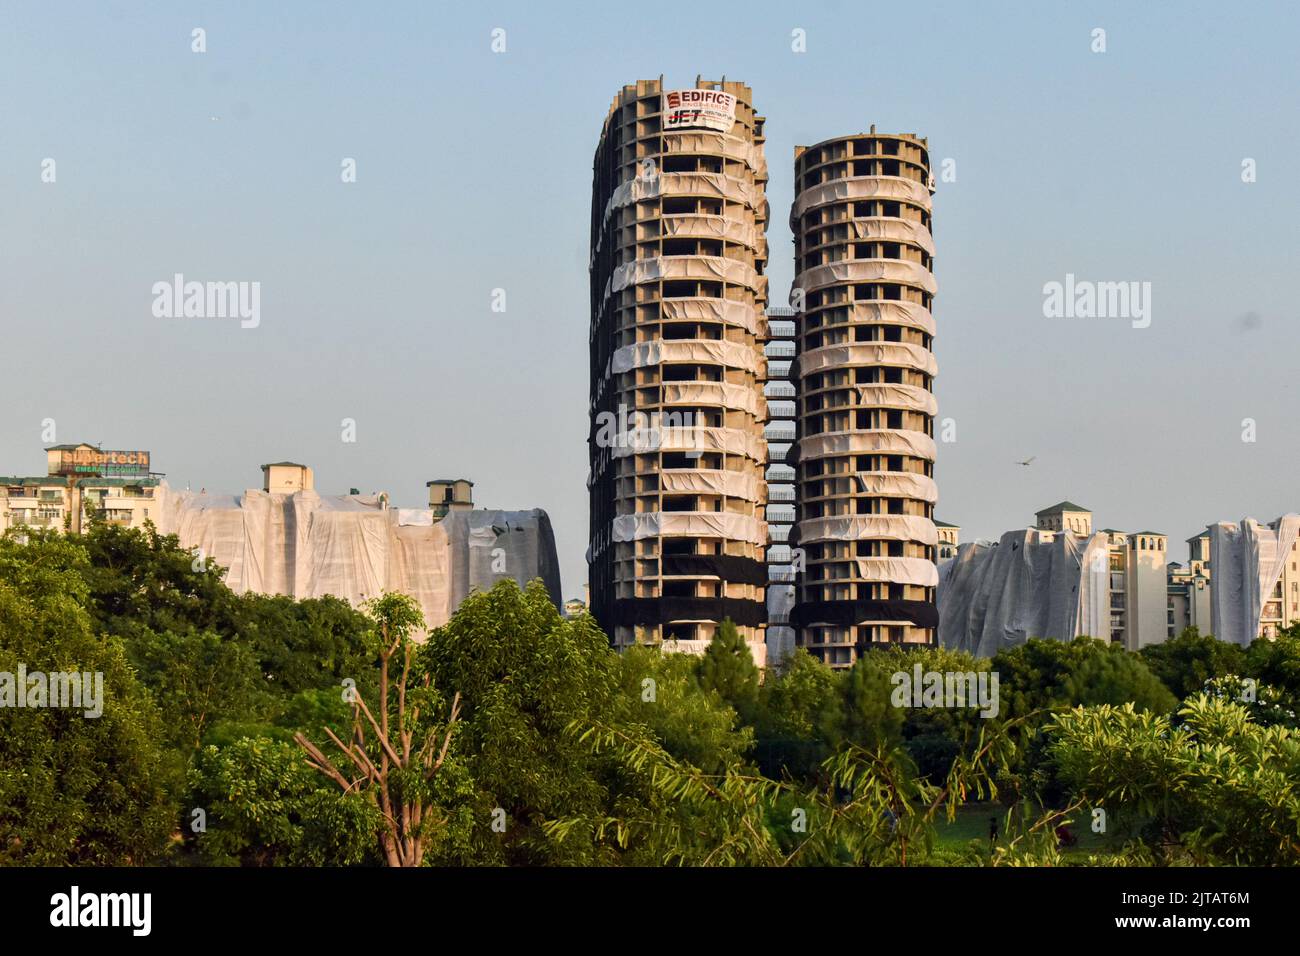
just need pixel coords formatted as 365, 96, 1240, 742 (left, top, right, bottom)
588, 78, 939, 669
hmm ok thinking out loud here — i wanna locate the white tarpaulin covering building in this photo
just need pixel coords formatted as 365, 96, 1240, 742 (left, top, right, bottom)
937, 529, 1110, 658
149, 483, 561, 630
1208, 515, 1300, 646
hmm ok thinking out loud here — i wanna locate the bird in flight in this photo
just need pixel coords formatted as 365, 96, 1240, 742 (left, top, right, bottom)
1015, 456, 1036, 467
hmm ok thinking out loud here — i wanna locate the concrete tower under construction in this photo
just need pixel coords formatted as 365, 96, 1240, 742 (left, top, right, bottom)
588, 77, 770, 663
788, 131, 939, 667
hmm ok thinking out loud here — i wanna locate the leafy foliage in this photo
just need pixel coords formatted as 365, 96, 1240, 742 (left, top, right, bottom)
187, 737, 380, 866
5, 521, 1297, 868
0, 531, 176, 864
1140, 627, 1246, 700
1048, 696, 1300, 865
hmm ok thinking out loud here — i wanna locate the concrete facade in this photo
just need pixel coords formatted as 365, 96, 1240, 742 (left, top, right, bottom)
428, 478, 474, 520
3, 444, 161, 534
788, 131, 939, 668
936, 520, 960, 561
1035, 504, 1168, 649
1167, 532, 1212, 637
588, 77, 770, 662
261, 462, 314, 494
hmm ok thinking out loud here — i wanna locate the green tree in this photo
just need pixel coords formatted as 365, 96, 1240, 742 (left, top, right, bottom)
128, 629, 265, 753
1059, 647, 1178, 713
187, 736, 381, 866
696, 618, 760, 723
753, 649, 842, 781
294, 592, 467, 867
616, 646, 753, 773
0, 530, 176, 864
227, 593, 376, 698
77, 521, 239, 639
1245, 628, 1300, 713
837, 650, 908, 750
1139, 627, 1246, 700
1049, 696, 1300, 865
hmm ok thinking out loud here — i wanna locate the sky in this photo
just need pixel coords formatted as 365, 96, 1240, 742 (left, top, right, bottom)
2, 1, 1298, 599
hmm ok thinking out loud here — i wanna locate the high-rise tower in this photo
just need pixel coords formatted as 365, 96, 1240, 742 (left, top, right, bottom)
788, 131, 939, 667
588, 78, 770, 662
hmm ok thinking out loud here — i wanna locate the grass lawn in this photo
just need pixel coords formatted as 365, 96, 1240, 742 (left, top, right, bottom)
931, 801, 1133, 861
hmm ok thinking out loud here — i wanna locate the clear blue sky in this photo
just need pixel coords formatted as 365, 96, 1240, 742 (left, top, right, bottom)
3, 1, 1298, 598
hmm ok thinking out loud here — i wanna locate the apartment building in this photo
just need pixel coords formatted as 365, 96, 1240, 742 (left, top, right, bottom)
1032, 501, 1167, 650
587, 77, 770, 662
936, 520, 960, 561
1167, 531, 1212, 637
939, 502, 1169, 654
427, 478, 474, 520
787, 130, 939, 668
1207, 515, 1300, 644
1099, 527, 1169, 651
1, 443, 160, 534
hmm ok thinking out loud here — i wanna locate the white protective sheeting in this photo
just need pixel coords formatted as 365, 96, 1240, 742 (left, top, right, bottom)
850, 217, 935, 255
659, 297, 763, 334
844, 301, 936, 336
1208, 515, 1300, 645
661, 381, 765, 417
660, 215, 762, 251
609, 256, 762, 297
937, 530, 1111, 658
852, 557, 939, 586
610, 339, 765, 376
610, 425, 767, 464
663, 130, 765, 173
796, 259, 937, 296
766, 582, 797, 667
611, 511, 768, 546
660, 468, 762, 502
797, 429, 937, 463
852, 384, 938, 415
1209, 521, 1246, 644
798, 342, 938, 377
791, 176, 932, 222
853, 472, 939, 503
603, 172, 763, 231
793, 514, 938, 546
594, 337, 765, 405
153, 483, 561, 632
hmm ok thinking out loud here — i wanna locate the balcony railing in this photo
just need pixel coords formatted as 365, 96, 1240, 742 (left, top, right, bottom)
9, 516, 57, 527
